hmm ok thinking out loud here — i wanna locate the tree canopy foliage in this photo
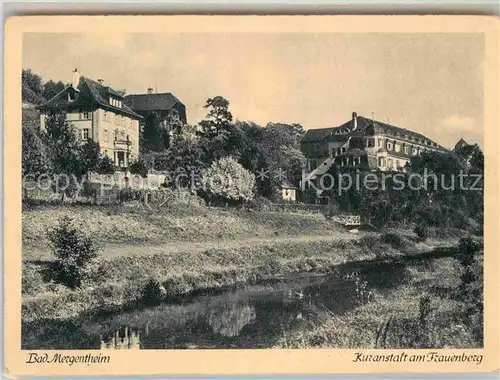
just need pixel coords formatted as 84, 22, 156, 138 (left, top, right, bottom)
325, 146, 484, 229
199, 157, 256, 203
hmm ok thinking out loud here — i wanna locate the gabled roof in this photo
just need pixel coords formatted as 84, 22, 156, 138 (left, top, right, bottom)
124, 92, 184, 112
454, 138, 469, 151
38, 76, 142, 120
301, 113, 447, 152
280, 181, 299, 189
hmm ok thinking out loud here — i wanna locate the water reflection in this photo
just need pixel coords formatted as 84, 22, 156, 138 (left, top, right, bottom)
208, 302, 256, 337
23, 260, 413, 349
100, 327, 141, 350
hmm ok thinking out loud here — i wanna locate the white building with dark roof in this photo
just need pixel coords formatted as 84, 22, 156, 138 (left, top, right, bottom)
301, 112, 448, 178
37, 69, 142, 169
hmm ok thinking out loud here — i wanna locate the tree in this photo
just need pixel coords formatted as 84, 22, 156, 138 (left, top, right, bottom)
22, 69, 43, 94
41, 111, 101, 201
22, 69, 45, 104
155, 131, 205, 189
47, 216, 101, 288
96, 156, 115, 175
22, 108, 51, 178
129, 159, 149, 178
261, 122, 306, 198
79, 139, 101, 174
199, 156, 256, 203
140, 114, 168, 153
42, 80, 66, 101
198, 96, 233, 139
324, 146, 484, 230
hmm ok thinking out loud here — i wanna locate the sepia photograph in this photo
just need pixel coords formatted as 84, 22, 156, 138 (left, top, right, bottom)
19, 30, 486, 351
4, 15, 498, 377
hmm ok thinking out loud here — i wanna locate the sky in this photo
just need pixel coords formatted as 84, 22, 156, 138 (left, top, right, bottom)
23, 33, 484, 148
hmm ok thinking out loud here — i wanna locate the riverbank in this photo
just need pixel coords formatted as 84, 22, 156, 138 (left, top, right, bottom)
22, 203, 339, 259
22, 203, 469, 325
22, 230, 458, 323
277, 253, 484, 349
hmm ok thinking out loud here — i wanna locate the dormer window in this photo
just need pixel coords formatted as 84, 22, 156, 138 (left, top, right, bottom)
109, 97, 122, 108
68, 91, 76, 101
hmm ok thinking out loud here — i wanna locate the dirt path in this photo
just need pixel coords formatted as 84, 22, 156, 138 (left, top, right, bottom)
24, 232, 361, 261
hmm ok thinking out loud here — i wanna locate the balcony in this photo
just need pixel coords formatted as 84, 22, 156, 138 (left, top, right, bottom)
114, 137, 132, 150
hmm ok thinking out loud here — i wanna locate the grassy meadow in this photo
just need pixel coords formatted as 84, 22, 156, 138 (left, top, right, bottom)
22, 202, 481, 349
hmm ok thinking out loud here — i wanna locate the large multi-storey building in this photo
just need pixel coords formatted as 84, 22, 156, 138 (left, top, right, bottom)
37, 69, 143, 169
124, 89, 187, 148
301, 112, 448, 179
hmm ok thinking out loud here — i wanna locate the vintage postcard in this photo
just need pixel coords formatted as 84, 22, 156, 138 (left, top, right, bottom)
3, 15, 499, 377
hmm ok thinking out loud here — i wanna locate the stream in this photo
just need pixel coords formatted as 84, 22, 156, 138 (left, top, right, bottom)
22, 247, 455, 349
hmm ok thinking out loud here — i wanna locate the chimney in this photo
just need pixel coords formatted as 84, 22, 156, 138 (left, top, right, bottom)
147, 87, 154, 94
72, 68, 80, 88
352, 112, 358, 130
97, 79, 104, 84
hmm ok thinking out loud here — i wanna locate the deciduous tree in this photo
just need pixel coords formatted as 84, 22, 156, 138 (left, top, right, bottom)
199, 156, 255, 203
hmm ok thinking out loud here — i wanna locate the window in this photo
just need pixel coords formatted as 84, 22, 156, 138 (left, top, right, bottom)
412, 147, 418, 155
388, 158, 393, 168
404, 145, 409, 154
104, 129, 109, 142
83, 111, 91, 120
82, 128, 89, 140
378, 157, 386, 167
353, 157, 361, 166
387, 142, 393, 151
68, 91, 75, 101
341, 147, 346, 154
395, 144, 401, 152
366, 138, 374, 148
378, 138, 382, 147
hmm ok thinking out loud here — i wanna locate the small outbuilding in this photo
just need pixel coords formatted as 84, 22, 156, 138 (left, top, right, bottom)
280, 182, 299, 202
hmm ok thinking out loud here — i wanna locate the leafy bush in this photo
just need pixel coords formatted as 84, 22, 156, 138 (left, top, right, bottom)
199, 156, 256, 202
414, 224, 428, 242
380, 232, 406, 249
22, 265, 45, 296
454, 237, 483, 345
118, 188, 143, 203
96, 156, 115, 175
46, 216, 101, 288
247, 195, 273, 211
457, 236, 480, 263
130, 159, 149, 178
141, 278, 166, 306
